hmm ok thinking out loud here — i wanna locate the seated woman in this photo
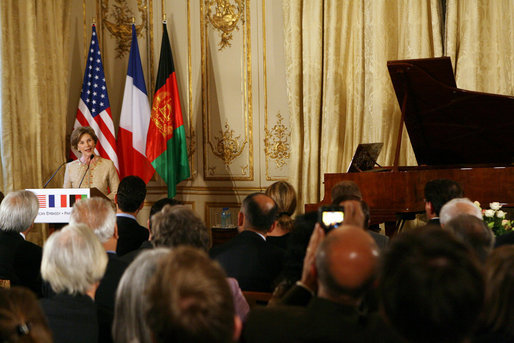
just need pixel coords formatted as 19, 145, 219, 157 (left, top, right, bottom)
40, 224, 108, 343
265, 181, 297, 250
63, 126, 119, 199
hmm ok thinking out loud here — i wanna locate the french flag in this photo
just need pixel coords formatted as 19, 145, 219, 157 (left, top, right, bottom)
116, 24, 155, 182
73, 24, 119, 172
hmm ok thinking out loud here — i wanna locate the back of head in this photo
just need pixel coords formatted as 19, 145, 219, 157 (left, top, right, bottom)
149, 198, 182, 220
145, 247, 235, 343
315, 225, 379, 303
151, 205, 210, 251
41, 223, 108, 295
424, 179, 463, 216
116, 176, 147, 212
113, 248, 171, 343
0, 191, 39, 233
0, 287, 52, 343
241, 193, 278, 233
379, 228, 484, 343
70, 197, 116, 243
440, 198, 482, 226
265, 181, 297, 233
446, 214, 494, 263
330, 181, 362, 203
480, 246, 514, 339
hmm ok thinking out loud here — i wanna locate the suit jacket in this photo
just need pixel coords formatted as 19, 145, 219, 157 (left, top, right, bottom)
368, 231, 389, 250
119, 240, 153, 265
96, 252, 128, 343
243, 297, 401, 343
41, 293, 98, 343
0, 231, 42, 296
210, 230, 284, 292
116, 216, 149, 256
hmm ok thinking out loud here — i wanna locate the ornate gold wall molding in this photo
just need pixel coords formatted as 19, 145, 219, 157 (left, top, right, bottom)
205, 0, 245, 50
101, 0, 148, 58
209, 122, 247, 165
264, 112, 290, 169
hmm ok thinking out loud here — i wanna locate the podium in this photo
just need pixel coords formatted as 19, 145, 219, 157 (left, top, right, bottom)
27, 188, 108, 224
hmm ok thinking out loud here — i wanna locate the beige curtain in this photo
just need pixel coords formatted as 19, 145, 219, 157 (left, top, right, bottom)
284, 0, 443, 209
445, 0, 514, 95
0, 0, 70, 192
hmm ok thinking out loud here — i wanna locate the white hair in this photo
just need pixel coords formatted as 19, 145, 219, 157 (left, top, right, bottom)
69, 197, 116, 243
0, 190, 39, 233
440, 198, 482, 226
41, 223, 107, 294
112, 248, 171, 343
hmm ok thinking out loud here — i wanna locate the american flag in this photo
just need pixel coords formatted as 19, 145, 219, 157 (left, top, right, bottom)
72, 25, 119, 172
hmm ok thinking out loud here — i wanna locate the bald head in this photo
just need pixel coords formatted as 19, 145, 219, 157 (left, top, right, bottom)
440, 198, 482, 226
241, 193, 278, 233
315, 225, 379, 304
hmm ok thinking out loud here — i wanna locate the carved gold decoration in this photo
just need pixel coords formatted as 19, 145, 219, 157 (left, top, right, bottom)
264, 113, 291, 168
186, 129, 197, 158
209, 122, 247, 165
208, 166, 217, 175
101, 0, 148, 58
241, 165, 248, 175
205, 0, 244, 50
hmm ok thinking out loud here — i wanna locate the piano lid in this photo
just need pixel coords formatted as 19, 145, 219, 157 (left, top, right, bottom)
387, 57, 514, 166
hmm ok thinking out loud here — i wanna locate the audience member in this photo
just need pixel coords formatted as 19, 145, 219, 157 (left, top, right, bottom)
379, 228, 484, 343
0, 190, 42, 296
424, 179, 463, 225
145, 247, 242, 343
113, 248, 170, 343
40, 224, 108, 343
330, 180, 362, 202
0, 287, 52, 343
210, 193, 284, 292
70, 197, 128, 343
474, 246, 514, 343
115, 176, 149, 256
439, 197, 482, 226
120, 197, 183, 264
445, 214, 495, 263
265, 181, 297, 249
244, 223, 398, 343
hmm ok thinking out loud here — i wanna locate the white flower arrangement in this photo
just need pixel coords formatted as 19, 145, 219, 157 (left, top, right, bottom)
474, 201, 513, 236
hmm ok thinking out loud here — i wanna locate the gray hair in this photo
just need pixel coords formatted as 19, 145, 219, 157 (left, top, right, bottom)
113, 248, 171, 343
440, 198, 482, 226
446, 214, 495, 263
0, 191, 39, 233
70, 197, 116, 243
41, 223, 107, 294
151, 205, 210, 251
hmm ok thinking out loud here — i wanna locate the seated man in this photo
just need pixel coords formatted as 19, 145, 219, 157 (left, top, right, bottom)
210, 193, 284, 292
0, 190, 42, 296
115, 176, 149, 256
379, 228, 484, 343
145, 247, 241, 343
244, 223, 399, 343
424, 179, 463, 226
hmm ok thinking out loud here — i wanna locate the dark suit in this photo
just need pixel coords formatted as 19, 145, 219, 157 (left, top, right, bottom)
0, 231, 42, 296
210, 230, 284, 292
243, 297, 401, 343
41, 293, 98, 343
116, 215, 149, 256
96, 252, 128, 343
369, 231, 389, 250
120, 240, 153, 265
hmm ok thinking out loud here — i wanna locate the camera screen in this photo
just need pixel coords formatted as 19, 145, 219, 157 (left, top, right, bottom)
322, 211, 344, 228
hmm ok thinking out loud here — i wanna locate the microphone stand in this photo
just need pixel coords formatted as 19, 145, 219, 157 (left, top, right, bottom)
43, 162, 67, 188
78, 155, 94, 188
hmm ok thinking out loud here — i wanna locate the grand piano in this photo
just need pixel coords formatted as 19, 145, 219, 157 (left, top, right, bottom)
306, 57, 514, 236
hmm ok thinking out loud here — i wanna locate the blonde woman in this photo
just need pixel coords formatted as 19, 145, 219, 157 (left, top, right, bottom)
265, 181, 297, 249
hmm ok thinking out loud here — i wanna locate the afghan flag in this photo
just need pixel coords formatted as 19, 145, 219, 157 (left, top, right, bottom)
146, 23, 190, 197
117, 24, 155, 182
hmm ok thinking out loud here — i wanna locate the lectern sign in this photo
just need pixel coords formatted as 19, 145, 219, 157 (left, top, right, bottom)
27, 188, 91, 223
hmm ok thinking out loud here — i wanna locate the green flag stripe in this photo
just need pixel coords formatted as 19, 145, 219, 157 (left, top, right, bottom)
151, 125, 190, 197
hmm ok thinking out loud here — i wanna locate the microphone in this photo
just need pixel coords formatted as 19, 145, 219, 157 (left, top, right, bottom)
43, 161, 67, 188
78, 154, 94, 188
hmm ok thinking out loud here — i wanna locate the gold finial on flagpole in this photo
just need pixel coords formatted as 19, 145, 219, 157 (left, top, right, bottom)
92, 17, 96, 24
132, 17, 135, 24
162, 0, 166, 23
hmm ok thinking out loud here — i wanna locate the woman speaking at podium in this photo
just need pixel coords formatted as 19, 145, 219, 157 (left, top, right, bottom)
63, 126, 119, 199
